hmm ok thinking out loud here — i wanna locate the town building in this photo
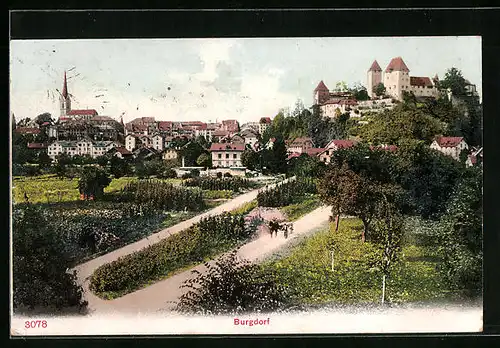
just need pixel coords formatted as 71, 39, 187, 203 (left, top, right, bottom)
259, 117, 272, 135
210, 143, 245, 168
240, 128, 260, 149
286, 137, 314, 154
318, 139, 357, 164
108, 146, 133, 159
47, 139, 119, 159
367, 57, 439, 100
430, 136, 469, 161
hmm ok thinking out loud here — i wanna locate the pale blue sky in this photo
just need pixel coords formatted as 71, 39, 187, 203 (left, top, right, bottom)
10, 37, 482, 123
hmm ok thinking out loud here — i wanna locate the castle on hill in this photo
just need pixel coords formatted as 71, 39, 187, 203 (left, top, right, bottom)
366, 57, 439, 100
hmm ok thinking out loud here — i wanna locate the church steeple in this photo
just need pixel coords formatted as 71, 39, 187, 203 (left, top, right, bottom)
60, 71, 71, 117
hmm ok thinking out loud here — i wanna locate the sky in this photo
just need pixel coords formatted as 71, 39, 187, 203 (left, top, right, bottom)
10, 37, 482, 124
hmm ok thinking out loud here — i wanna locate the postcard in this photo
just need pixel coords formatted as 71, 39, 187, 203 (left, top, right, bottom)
10, 36, 483, 336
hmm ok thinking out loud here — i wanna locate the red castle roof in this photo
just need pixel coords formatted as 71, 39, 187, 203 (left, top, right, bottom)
27, 143, 48, 149
15, 127, 41, 135
368, 60, 382, 72
260, 117, 272, 124
385, 57, 410, 73
410, 76, 433, 87
314, 80, 329, 92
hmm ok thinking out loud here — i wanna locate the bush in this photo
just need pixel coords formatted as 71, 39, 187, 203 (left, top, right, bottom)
184, 176, 254, 192
89, 212, 256, 297
257, 178, 317, 207
216, 172, 223, 179
118, 179, 205, 211
175, 250, 295, 314
224, 172, 233, 178
12, 204, 87, 313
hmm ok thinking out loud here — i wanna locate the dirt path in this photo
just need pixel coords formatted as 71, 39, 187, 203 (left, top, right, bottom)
73, 177, 296, 312
81, 204, 331, 315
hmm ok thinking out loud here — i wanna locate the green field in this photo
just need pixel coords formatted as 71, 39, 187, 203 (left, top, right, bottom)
11, 175, 183, 204
263, 218, 452, 305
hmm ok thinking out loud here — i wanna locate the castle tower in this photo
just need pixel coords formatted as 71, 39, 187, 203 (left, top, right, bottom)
313, 80, 330, 105
367, 60, 382, 98
59, 71, 71, 117
384, 57, 410, 100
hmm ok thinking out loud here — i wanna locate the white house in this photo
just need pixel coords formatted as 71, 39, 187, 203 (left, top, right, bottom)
125, 134, 136, 152
151, 134, 164, 151
210, 143, 245, 168
286, 137, 314, 154
240, 129, 259, 149
320, 99, 358, 118
430, 136, 468, 161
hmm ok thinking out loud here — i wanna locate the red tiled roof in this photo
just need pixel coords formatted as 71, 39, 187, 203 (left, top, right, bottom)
314, 80, 329, 92
158, 121, 173, 131
115, 147, 133, 155
15, 127, 41, 134
210, 143, 245, 152
435, 136, 464, 148
305, 147, 325, 156
260, 117, 272, 124
287, 152, 301, 160
90, 115, 114, 122
287, 137, 313, 146
27, 143, 47, 149
368, 60, 382, 72
323, 98, 343, 105
67, 109, 98, 116
385, 57, 410, 73
213, 130, 231, 137
41, 121, 50, 126
339, 99, 358, 106
130, 117, 155, 124
327, 139, 356, 149
410, 76, 433, 87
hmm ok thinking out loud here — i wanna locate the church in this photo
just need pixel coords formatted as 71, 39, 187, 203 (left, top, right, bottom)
367, 57, 439, 100
59, 71, 99, 121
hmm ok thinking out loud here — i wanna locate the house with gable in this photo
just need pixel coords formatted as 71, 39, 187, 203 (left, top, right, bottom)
318, 139, 357, 164
210, 143, 245, 168
430, 136, 468, 161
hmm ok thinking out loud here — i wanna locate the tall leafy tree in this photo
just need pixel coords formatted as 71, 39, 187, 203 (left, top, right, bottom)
373, 82, 386, 97
12, 204, 88, 313
77, 166, 112, 200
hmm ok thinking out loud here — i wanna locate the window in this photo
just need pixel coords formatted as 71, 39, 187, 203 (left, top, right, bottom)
218, 154, 222, 159
226, 154, 230, 159
233, 154, 237, 159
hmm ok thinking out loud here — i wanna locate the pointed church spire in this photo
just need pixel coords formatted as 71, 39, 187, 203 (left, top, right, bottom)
62, 71, 68, 98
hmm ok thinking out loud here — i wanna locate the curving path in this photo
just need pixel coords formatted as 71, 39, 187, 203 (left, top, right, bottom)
78, 204, 331, 315
73, 178, 296, 311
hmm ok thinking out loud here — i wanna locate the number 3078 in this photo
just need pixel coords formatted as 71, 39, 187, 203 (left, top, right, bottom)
25, 320, 47, 328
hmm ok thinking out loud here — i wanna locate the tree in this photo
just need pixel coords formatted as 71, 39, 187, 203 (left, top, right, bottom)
110, 156, 131, 179
174, 250, 293, 314
37, 152, 52, 169
334, 81, 348, 92
262, 135, 287, 174
54, 153, 72, 177
435, 170, 482, 297
96, 155, 108, 167
350, 83, 369, 101
180, 141, 207, 167
34, 112, 53, 127
196, 153, 212, 168
241, 149, 260, 170
369, 194, 405, 305
288, 153, 326, 178
373, 82, 386, 97
12, 204, 87, 313
77, 166, 112, 200
318, 162, 401, 242
358, 103, 444, 145
440, 67, 467, 96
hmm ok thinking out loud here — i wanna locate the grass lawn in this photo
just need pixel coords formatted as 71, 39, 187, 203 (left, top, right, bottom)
12, 175, 184, 204
280, 195, 322, 221
262, 218, 452, 305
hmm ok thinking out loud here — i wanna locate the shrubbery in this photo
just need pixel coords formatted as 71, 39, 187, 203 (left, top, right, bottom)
89, 212, 256, 298
184, 176, 254, 192
119, 179, 205, 211
257, 178, 317, 207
